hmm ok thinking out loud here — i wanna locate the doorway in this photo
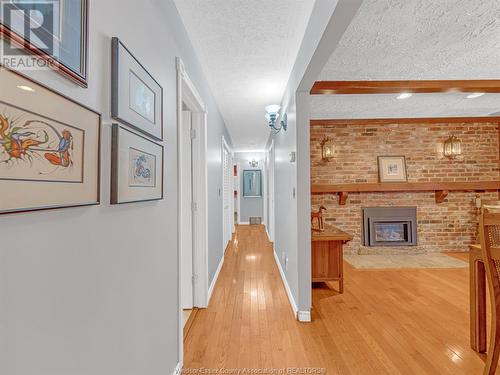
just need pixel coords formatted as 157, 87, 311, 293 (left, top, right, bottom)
222, 137, 233, 249
177, 57, 209, 367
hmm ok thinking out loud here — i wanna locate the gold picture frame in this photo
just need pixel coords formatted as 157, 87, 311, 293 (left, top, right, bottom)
378, 156, 407, 183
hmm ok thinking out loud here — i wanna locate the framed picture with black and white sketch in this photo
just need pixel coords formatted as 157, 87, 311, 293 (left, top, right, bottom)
111, 124, 163, 204
111, 37, 163, 140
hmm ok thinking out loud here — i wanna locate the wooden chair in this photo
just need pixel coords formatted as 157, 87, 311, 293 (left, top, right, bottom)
479, 209, 500, 374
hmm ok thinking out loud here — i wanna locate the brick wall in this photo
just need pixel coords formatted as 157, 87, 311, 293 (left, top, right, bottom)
310, 121, 500, 254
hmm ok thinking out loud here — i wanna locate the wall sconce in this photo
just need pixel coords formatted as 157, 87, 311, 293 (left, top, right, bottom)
265, 104, 287, 133
443, 135, 462, 159
320, 137, 334, 161
249, 159, 259, 168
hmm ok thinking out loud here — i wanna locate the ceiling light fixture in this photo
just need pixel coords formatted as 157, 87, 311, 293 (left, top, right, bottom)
397, 93, 412, 100
265, 104, 287, 133
466, 92, 485, 99
17, 85, 35, 92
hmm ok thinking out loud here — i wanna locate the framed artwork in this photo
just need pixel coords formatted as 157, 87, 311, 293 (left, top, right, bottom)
111, 37, 163, 140
378, 156, 408, 183
0, 0, 89, 86
242, 170, 262, 197
0, 67, 100, 214
111, 124, 163, 204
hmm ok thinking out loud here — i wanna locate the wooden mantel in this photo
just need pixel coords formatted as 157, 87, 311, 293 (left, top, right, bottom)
311, 181, 500, 205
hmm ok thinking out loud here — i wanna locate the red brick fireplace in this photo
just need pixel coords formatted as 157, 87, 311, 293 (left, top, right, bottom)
310, 120, 500, 254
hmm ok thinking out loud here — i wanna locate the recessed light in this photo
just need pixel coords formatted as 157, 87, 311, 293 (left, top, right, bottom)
397, 93, 412, 100
466, 92, 485, 99
17, 85, 35, 92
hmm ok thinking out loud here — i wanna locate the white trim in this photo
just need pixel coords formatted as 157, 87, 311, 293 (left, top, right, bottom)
221, 136, 233, 248
273, 249, 298, 316
265, 227, 272, 243
176, 57, 209, 366
207, 254, 225, 304
239, 221, 250, 225
297, 311, 312, 322
173, 362, 182, 375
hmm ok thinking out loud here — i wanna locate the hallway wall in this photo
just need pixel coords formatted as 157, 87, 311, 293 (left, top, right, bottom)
0, 1, 231, 374
269, 0, 340, 317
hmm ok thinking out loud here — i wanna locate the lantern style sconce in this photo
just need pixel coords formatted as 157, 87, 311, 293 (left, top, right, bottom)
320, 137, 334, 161
443, 135, 463, 159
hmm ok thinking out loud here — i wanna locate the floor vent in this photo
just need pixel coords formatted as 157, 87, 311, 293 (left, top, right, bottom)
249, 217, 262, 225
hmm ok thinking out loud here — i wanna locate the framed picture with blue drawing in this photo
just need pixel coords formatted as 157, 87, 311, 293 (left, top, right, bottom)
111, 124, 163, 204
242, 169, 262, 198
111, 37, 163, 140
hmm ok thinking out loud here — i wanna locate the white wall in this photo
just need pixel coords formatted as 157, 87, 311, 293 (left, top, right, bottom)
268, 0, 363, 317
0, 1, 231, 373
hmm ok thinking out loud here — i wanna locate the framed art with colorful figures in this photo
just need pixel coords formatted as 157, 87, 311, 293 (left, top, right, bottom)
111, 124, 163, 204
0, 67, 101, 214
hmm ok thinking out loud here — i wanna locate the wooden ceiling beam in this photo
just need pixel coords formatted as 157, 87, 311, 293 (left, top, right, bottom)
310, 80, 500, 95
310, 117, 500, 126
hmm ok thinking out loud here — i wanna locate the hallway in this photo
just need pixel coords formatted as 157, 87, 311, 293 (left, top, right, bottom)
184, 225, 489, 374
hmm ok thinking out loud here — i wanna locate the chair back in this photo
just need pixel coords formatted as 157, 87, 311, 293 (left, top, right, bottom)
482, 200, 500, 214
480, 209, 500, 283
479, 209, 500, 374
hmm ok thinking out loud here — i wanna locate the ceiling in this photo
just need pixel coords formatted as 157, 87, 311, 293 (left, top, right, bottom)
311, 93, 500, 119
174, 0, 315, 150
314, 0, 500, 119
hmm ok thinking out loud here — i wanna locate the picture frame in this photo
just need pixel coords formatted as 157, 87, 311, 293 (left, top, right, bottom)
0, 0, 89, 87
0, 67, 101, 214
378, 156, 408, 183
111, 37, 163, 140
111, 124, 164, 204
242, 169, 262, 197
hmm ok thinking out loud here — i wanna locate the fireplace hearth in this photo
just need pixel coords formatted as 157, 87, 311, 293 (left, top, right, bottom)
362, 207, 417, 247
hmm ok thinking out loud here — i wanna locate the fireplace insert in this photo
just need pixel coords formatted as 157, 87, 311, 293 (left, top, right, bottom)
362, 207, 417, 247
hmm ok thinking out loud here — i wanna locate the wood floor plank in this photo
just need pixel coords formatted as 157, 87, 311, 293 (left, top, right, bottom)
183, 225, 492, 374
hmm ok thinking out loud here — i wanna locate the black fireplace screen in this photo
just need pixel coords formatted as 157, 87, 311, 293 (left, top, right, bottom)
363, 207, 417, 247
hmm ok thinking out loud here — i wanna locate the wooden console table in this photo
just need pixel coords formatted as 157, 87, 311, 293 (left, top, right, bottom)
312, 227, 353, 293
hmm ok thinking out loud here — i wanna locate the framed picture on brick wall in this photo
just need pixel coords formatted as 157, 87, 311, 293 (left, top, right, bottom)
378, 156, 407, 183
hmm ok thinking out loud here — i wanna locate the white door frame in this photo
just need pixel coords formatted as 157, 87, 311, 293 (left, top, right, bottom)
267, 140, 275, 242
177, 57, 209, 366
221, 136, 233, 248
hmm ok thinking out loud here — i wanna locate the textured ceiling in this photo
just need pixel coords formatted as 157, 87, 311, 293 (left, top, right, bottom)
315, 0, 500, 119
174, 0, 315, 149
311, 93, 500, 119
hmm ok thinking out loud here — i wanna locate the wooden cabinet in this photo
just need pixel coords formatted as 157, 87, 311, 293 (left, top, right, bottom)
312, 228, 353, 293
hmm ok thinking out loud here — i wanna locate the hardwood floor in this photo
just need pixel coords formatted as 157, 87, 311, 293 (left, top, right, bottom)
183, 225, 492, 374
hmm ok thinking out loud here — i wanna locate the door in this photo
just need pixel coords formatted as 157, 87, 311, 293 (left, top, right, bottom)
181, 110, 194, 309
222, 141, 232, 248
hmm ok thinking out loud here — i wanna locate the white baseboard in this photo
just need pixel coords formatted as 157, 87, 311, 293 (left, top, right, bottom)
297, 310, 312, 322
239, 221, 250, 225
173, 362, 182, 375
273, 249, 299, 317
207, 253, 224, 304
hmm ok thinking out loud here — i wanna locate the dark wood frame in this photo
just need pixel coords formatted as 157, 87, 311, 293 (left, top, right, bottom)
0, 66, 101, 215
110, 123, 164, 205
0, 0, 89, 87
111, 37, 164, 141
